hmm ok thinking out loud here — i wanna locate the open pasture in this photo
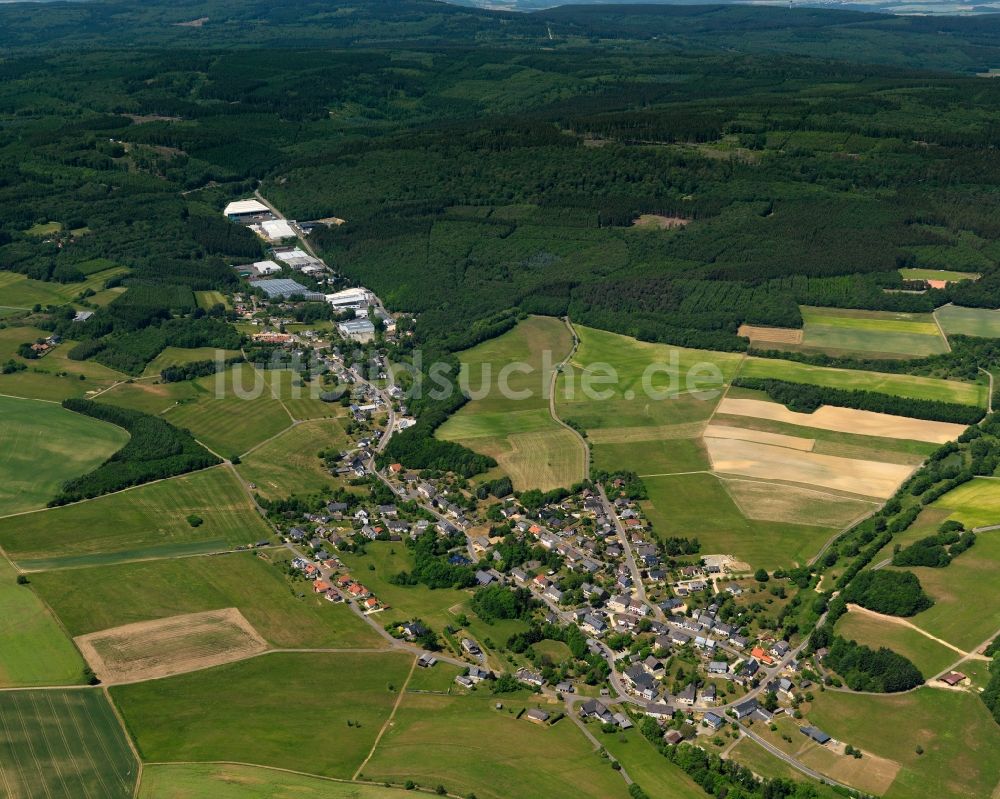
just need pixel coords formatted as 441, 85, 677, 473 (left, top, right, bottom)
141, 346, 239, 377
740, 357, 986, 406
138, 764, 408, 799
716, 397, 967, 443
0, 394, 128, 516
797, 306, 948, 358
0, 689, 137, 799
834, 607, 957, 678
0, 558, 86, 687
891, 524, 1000, 652
438, 316, 585, 490
931, 477, 1000, 528
194, 290, 229, 310
596, 728, 706, 799
32, 550, 383, 649
164, 364, 294, 457
362, 691, 630, 799
642, 473, 836, 569
935, 304, 1000, 339
75, 608, 268, 684
112, 652, 412, 779
237, 418, 349, 500
806, 686, 1000, 799
0, 467, 270, 570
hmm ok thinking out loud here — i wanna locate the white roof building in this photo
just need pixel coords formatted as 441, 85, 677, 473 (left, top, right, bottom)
224, 199, 269, 217
253, 260, 282, 275
325, 287, 373, 309
259, 219, 297, 241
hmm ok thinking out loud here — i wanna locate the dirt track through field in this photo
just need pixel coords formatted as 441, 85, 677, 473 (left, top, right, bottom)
844, 604, 986, 660
75, 608, 267, 684
717, 397, 966, 443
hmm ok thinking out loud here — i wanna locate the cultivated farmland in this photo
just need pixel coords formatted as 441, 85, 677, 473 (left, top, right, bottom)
0, 394, 128, 516
935, 304, 1000, 339
0, 467, 270, 570
112, 652, 412, 778
740, 357, 986, 406
31, 550, 384, 649
438, 316, 586, 491
0, 689, 137, 799
795, 306, 949, 358
75, 608, 268, 684
0, 558, 86, 687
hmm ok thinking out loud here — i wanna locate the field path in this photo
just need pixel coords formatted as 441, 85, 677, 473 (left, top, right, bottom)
931, 307, 953, 353
844, 604, 986, 660
548, 317, 589, 481
352, 655, 418, 781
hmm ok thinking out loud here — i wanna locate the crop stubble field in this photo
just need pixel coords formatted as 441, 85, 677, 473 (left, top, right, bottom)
75, 608, 268, 684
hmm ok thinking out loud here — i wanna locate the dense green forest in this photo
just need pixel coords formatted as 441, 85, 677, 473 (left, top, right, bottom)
6, 0, 1000, 467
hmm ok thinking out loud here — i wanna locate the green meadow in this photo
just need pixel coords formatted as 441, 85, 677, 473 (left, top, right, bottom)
834, 609, 957, 678
0, 466, 270, 570
113, 652, 413, 778
0, 394, 128, 516
361, 691, 630, 799
31, 550, 384, 649
437, 316, 585, 491
741, 357, 986, 406
935, 304, 1000, 339
0, 558, 86, 687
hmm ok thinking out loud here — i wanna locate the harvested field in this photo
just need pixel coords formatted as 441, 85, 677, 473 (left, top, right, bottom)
717, 397, 967, 443
705, 423, 815, 451
738, 324, 804, 345
723, 479, 876, 527
706, 437, 913, 498
75, 608, 267, 684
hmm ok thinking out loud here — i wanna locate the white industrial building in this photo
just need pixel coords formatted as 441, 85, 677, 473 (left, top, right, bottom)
325, 287, 373, 310
252, 260, 283, 275
338, 317, 376, 342
223, 199, 269, 220
258, 219, 297, 241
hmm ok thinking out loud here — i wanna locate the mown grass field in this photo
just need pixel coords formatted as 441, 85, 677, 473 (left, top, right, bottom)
0, 558, 86, 687
931, 477, 1000, 528
642, 473, 837, 569
741, 356, 986, 406
834, 608, 957, 678
798, 306, 949, 357
141, 346, 240, 377
437, 316, 585, 491
237, 418, 350, 500
32, 550, 383, 649
138, 764, 409, 799
806, 687, 1000, 799
899, 268, 980, 282
0, 394, 128, 516
0, 689, 137, 799
113, 652, 412, 779
935, 304, 1000, 339
262, 369, 346, 421
193, 290, 229, 310
0, 467, 270, 570
595, 727, 707, 799
361, 691, 630, 799
892, 525, 1000, 652
164, 365, 294, 457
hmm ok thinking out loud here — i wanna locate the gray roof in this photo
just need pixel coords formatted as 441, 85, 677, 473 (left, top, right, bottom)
253, 278, 310, 298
